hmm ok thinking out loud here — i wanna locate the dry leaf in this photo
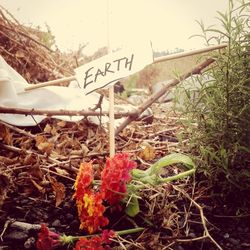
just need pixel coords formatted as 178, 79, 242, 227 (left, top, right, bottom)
35, 135, 53, 154
57, 120, 66, 128
55, 167, 69, 176
23, 153, 38, 165
138, 142, 156, 161
44, 124, 57, 135
15, 50, 25, 58
30, 178, 45, 194
0, 125, 12, 145
0, 174, 9, 209
48, 176, 65, 207
0, 156, 15, 165
44, 124, 52, 133
81, 144, 89, 156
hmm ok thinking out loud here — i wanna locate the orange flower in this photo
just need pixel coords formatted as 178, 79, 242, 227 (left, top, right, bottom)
73, 162, 93, 200
74, 230, 115, 250
101, 153, 137, 205
73, 162, 109, 234
76, 191, 109, 234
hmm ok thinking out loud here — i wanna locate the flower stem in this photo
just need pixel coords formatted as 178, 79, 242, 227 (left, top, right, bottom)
116, 227, 144, 236
62, 227, 145, 242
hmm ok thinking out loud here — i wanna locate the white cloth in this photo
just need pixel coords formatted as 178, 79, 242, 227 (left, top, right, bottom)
0, 56, 111, 126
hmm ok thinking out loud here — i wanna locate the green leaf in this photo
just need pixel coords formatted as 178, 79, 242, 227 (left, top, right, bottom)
132, 153, 196, 185
125, 196, 140, 217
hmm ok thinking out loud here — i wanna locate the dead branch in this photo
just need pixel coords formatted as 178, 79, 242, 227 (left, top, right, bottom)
0, 106, 137, 118
173, 185, 223, 250
0, 120, 35, 138
0, 143, 60, 164
115, 58, 215, 135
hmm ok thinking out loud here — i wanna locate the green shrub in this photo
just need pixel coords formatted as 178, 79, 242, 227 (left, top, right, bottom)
176, 0, 250, 195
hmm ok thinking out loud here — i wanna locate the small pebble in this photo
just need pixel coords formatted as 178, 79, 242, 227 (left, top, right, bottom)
5, 231, 28, 241
228, 238, 240, 246
20, 199, 29, 205
24, 237, 36, 249
51, 219, 61, 227
63, 201, 71, 210
224, 233, 230, 239
70, 219, 79, 230
52, 208, 61, 216
188, 232, 196, 238
66, 213, 74, 221
175, 245, 185, 250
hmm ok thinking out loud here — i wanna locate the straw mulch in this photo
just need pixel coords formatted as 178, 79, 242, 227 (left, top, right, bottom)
0, 5, 74, 84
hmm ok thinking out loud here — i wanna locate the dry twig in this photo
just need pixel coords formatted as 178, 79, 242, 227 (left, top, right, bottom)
173, 185, 223, 250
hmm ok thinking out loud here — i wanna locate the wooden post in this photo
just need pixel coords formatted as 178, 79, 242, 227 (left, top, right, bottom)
107, 0, 115, 157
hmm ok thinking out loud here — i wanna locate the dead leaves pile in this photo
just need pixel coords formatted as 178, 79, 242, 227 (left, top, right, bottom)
0, 112, 181, 210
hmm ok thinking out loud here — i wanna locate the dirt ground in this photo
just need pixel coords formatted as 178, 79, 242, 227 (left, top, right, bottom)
0, 101, 249, 250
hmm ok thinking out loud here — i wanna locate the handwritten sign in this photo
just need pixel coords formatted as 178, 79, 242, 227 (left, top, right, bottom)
75, 45, 153, 94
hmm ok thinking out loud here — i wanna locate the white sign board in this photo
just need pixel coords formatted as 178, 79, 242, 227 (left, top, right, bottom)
75, 45, 153, 94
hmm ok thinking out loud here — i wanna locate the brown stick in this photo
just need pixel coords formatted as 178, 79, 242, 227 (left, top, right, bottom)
0, 120, 35, 138
0, 106, 137, 119
23, 44, 227, 92
154, 44, 226, 64
115, 58, 215, 135
24, 76, 76, 91
173, 185, 223, 250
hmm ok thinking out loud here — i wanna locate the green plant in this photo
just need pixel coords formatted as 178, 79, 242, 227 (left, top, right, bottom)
175, 0, 250, 195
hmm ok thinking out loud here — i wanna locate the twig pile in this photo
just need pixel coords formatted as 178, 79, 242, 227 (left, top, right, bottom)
0, 5, 73, 83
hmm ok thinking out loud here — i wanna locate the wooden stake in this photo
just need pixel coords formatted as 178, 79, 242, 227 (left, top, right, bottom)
109, 86, 115, 157
107, 0, 115, 157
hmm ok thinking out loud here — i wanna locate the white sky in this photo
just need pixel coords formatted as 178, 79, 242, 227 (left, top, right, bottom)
1, 0, 229, 55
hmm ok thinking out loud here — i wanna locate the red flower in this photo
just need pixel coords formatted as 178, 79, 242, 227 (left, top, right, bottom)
74, 162, 94, 200
76, 191, 109, 234
74, 230, 115, 250
101, 153, 137, 205
36, 224, 60, 250
74, 162, 109, 234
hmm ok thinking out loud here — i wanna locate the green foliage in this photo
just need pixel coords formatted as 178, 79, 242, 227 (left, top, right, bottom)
125, 196, 140, 217
122, 74, 139, 97
125, 153, 196, 217
132, 153, 196, 185
176, 0, 250, 194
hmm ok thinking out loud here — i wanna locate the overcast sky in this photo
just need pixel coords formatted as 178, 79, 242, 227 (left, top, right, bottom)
1, 0, 229, 55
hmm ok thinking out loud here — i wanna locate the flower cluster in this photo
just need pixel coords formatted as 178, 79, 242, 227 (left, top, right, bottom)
74, 230, 115, 250
36, 224, 114, 250
101, 153, 137, 205
76, 191, 109, 234
73, 162, 93, 200
73, 162, 108, 234
73, 153, 136, 234
36, 224, 61, 250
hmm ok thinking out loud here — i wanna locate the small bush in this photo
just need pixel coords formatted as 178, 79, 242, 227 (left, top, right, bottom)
176, 0, 250, 196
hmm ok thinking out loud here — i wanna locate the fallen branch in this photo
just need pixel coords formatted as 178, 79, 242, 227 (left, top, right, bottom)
115, 58, 216, 135
0, 106, 137, 119
0, 143, 60, 164
23, 44, 227, 91
0, 120, 35, 138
